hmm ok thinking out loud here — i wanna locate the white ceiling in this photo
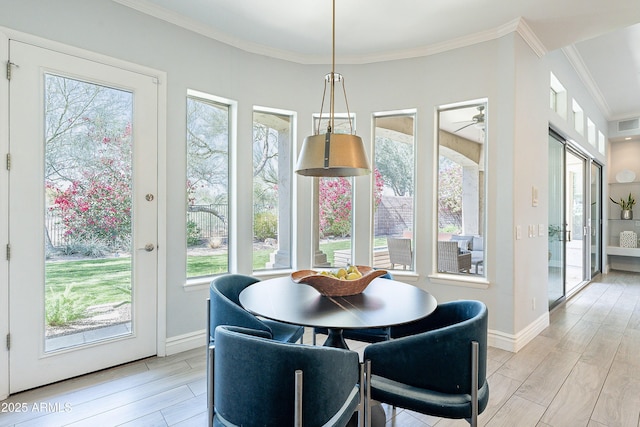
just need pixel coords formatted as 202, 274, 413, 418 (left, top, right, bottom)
115, 0, 640, 121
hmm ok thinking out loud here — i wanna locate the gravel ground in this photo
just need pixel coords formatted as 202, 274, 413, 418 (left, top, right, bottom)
46, 302, 131, 338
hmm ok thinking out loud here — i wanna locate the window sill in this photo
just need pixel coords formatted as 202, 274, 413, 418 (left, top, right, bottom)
183, 269, 295, 292
387, 271, 420, 283
184, 277, 211, 292
427, 273, 489, 289
183, 269, 419, 291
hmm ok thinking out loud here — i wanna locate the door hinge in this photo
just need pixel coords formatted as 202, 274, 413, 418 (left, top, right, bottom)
6, 153, 10, 171
6, 243, 10, 261
6, 333, 10, 351
6, 61, 18, 80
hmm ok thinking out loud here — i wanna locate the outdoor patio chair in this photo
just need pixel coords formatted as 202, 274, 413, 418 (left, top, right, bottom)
387, 237, 413, 270
437, 241, 472, 273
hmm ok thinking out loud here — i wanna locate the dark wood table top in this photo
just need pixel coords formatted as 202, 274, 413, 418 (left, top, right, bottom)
239, 276, 437, 330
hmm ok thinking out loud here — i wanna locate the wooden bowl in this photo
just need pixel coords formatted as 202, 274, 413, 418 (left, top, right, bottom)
291, 266, 388, 297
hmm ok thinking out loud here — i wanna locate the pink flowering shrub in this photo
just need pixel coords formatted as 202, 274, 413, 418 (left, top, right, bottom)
47, 124, 132, 251
319, 168, 384, 238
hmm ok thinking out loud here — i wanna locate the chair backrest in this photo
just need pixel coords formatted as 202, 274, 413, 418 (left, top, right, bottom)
387, 237, 413, 266
366, 300, 488, 396
209, 274, 271, 341
437, 241, 462, 271
214, 325, 361, 427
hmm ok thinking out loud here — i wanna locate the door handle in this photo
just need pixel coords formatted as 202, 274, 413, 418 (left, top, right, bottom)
138, 243, 155, 252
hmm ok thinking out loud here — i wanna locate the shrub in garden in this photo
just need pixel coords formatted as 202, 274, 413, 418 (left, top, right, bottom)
254, 211, 277, 241
46, 284, 85, 326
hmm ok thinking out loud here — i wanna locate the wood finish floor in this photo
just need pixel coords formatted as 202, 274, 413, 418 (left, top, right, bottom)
1, 270, 639, 426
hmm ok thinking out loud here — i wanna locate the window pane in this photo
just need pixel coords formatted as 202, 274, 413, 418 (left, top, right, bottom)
45, 74, 133, 351
313, 115, 354, 268
373, 114, 415, 271
252, 110, 292, 271
186, 94, 230, 278
437, 102, 487, 276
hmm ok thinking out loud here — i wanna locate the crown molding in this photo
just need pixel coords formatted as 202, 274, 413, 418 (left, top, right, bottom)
340, 17, 531, 64
513, 18, 547, 58
112, 0, 317, 63
562, 45, 613, 120
113, 1, 546, 65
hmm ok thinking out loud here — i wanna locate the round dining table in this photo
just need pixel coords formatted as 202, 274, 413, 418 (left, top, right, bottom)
239, 275, 437, 349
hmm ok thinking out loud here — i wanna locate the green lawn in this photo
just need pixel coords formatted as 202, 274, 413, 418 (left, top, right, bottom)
45, 238, 389, 325
45, 257, 132, 325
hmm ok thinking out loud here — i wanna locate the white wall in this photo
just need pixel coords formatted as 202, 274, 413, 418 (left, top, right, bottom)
0, 0, 612, 354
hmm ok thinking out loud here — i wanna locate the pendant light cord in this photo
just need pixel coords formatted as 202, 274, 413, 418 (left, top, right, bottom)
329, 0, 335, 134
316, 0, 355, 136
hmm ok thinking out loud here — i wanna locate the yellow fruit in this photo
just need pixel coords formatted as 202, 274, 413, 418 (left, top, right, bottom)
336, 268, 347, 278
346, 272, 360, 280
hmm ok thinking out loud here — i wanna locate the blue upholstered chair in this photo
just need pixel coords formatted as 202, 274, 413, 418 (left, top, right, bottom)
363, 300, 489, 427
214, 325, 363, 427
207, 274, 304, 425
312, 271, 393, 346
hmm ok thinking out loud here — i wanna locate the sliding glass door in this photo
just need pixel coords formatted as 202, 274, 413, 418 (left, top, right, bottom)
565, 149, 586, 295
548, 133, 565, 308
590, 163, 602, 277
548, 129, 602, 309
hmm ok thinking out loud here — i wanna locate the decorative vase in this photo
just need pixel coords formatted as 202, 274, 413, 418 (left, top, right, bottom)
621, 209, 633, 220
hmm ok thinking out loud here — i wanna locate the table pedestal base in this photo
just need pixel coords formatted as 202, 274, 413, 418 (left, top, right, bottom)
323, 328, 349, 349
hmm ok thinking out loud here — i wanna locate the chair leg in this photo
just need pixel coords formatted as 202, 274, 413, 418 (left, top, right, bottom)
357, 362, 365, 427
364, 360, 371, 427
470, 341, 479, 427
206, 298, 214, 426
294, 370, 303, 427
207, 345, 215, 426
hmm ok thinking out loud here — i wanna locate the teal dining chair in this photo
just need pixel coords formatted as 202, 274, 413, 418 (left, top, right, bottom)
214, 325, 364, 427
363, 300, 489, 426
207, 274, 304, 425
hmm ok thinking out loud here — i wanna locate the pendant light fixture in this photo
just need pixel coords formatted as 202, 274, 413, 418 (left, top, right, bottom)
295, 0, 371, 177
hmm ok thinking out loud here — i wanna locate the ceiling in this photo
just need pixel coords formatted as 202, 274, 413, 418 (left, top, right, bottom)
115, 0, 640, 122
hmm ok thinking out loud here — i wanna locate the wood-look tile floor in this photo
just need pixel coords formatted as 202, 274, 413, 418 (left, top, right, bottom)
1, 270, 639, 426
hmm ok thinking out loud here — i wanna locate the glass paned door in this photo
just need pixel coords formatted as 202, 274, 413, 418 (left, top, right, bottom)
565, 149, 586, 295
548, 129, 592, 309
44, 74, 135, 352
548, 132, 565, 308
8, 41, 158, 393
590, 162, 602, 277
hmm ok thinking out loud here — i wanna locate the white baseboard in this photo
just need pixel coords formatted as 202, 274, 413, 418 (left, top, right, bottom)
488, 311, 550, 353
164, 329, 206, 356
